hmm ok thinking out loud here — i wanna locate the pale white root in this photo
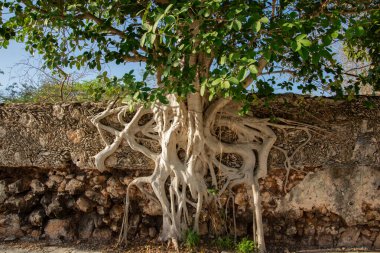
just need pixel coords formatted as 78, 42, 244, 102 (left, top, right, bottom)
92, 96, 318, 253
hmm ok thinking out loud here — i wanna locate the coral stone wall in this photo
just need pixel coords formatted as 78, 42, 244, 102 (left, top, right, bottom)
0, 96, 379, 251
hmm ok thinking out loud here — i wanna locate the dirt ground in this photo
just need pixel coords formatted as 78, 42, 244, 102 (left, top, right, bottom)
0, 241, 378, 253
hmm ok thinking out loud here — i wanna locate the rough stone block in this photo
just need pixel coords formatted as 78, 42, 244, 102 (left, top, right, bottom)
44, 219, 74, 241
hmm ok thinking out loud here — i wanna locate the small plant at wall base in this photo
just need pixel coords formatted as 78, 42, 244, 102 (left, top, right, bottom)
185, 229, 200, 249
215, 236, 235, 250
237, 238, 257, 253
1, 1, 379, 253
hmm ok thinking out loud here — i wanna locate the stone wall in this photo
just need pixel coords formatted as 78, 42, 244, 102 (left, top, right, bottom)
0, 95, 379, 251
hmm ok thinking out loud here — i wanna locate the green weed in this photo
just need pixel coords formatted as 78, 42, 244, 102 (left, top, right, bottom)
185, 229, 200, 249
236, 238, 257, 253
215, 236, 235, 250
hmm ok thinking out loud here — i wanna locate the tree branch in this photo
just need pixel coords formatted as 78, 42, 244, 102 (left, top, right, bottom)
243, 57, 268, 88
272, 0, 276, 18
80, 12, 127, 39
261, 70, 296, 76
345, 65, 371, 72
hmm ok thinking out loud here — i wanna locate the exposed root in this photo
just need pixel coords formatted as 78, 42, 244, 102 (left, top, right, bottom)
92, 97, 322, 253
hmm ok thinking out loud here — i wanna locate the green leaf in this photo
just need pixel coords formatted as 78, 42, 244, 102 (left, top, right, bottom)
142, 23, 152, 31
211, 78, 222, 86
200, 84, 206, 96
259, 17, 269, 24
237, 68, 248, 81
253, 21, 261, 32
296, 34, 307, 41
331, 30, 339, 39
220, 55, 227, 65
164, 15, 176, 25
298, 48, 308, 61
249, 65, 258, 74
356, 26, 365, 36
222, 80, 230, 89
322, 35, 332, 45
228, 77, 239, 84
209, 92, 214, 101
164, 4, 173, 14
140, 32, 147, 47
233, 20, 242, 31
299, 39, 312, 47
291, 41, 301, 52
312, 54, 320, 65
133, 91, 140, 100
150, 33, 156, 44
283, 23, 294, 28
153, 14, 164, 32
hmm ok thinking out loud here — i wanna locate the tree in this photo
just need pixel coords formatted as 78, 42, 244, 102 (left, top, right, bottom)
1, 0, 378, 252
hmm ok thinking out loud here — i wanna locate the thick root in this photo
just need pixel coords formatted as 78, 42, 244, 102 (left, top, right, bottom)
92, 98, 319, 251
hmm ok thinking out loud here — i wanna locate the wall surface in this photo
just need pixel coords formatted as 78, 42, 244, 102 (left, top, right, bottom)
0, 95, 379, 252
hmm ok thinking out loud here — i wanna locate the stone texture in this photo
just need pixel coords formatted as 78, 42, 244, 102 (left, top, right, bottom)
148, 227, 157, 238
277, 166, 380, 227
92, 228, 112, 242
356, 235, 373, 248
45, 196, 65, 217
318, 234, 333, 247
286, 226, 297, 236
0, 214, 23, 239
374, 234, 380, 249
141, 199, 162, 216
109, 204, 124, 221
0, 98, 379, 250
234, 191, 248, 211
65, 179, 85, 195
0, 180, 8, 204
105, 177, 125, 199
46, 175, 64, 189
4, 194, 24, 210
8, 179, 30, 194
337, 227, 360, 247
84, 190, 110, 207
24, 192, 40, 211
96, 205, 108, 215
76, 196, 93, 213
30, 179, 45, 194
29, 209, 46, 227
78, 213, 96, 240
44, 219, 74, 241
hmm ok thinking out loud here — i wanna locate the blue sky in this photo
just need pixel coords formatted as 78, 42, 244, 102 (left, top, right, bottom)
0, 42, 28, 87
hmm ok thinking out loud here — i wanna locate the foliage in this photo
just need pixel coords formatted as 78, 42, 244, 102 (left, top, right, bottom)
185, 229, 200, 249
1, 0, 378, 106
344, 9, 380, 90
1, 81, 39, 102
237, 238, 257, 253
214, 236, 235, 250
0, 79, 115, 103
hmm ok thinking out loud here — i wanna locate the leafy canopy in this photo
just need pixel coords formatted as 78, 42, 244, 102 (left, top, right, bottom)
344, 9, 380, 91
0, 0, 378, 105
